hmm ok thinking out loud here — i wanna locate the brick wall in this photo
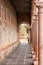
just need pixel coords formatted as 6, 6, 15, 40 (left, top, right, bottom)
0, 0, 18, 60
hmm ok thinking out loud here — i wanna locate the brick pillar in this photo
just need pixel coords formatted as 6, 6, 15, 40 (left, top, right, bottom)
35, 1, 43, 65
32, 16, 36, 51
35, 13, 38, 60
34, 13, 38, 60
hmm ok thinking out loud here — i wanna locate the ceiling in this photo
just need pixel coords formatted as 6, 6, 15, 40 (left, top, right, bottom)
10, 0, 32, 13
10, 0, 32, 25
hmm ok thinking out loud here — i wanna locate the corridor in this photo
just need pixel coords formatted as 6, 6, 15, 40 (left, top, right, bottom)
1, 0, 43, 65
0, 43, 34, 65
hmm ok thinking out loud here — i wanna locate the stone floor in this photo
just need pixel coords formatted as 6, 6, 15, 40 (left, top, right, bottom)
0, 43, 34, 65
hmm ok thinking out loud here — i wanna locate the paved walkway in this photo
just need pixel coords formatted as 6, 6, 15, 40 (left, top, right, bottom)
0, 43, 34, 65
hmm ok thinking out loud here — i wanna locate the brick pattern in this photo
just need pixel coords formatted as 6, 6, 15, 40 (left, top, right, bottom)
0, 0, 18, 60
0, 43, 34, 65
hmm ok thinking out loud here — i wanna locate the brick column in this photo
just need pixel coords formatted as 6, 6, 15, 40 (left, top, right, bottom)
32, 15, 36, 51
34, 12, 38, 60
35, 1, 43, 65
36, 13, 38, 60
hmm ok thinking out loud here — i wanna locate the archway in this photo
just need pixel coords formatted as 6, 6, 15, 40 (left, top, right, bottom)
19, 23, 30, 44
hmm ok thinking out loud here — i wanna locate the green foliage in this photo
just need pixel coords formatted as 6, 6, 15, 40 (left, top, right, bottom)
25, 26, 29, 33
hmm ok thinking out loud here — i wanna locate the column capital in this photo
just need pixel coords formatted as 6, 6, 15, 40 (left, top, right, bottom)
34, 12, 38, 16
32, 11, 38, 16
35, 1, 43, 8
35, 1, 43, 13
32, 17, 36, 21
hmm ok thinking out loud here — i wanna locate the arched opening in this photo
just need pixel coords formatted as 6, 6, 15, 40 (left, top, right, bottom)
19, 23, 30, 44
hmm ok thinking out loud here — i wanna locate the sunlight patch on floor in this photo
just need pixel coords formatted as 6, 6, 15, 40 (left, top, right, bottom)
20, 39, 28, 44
